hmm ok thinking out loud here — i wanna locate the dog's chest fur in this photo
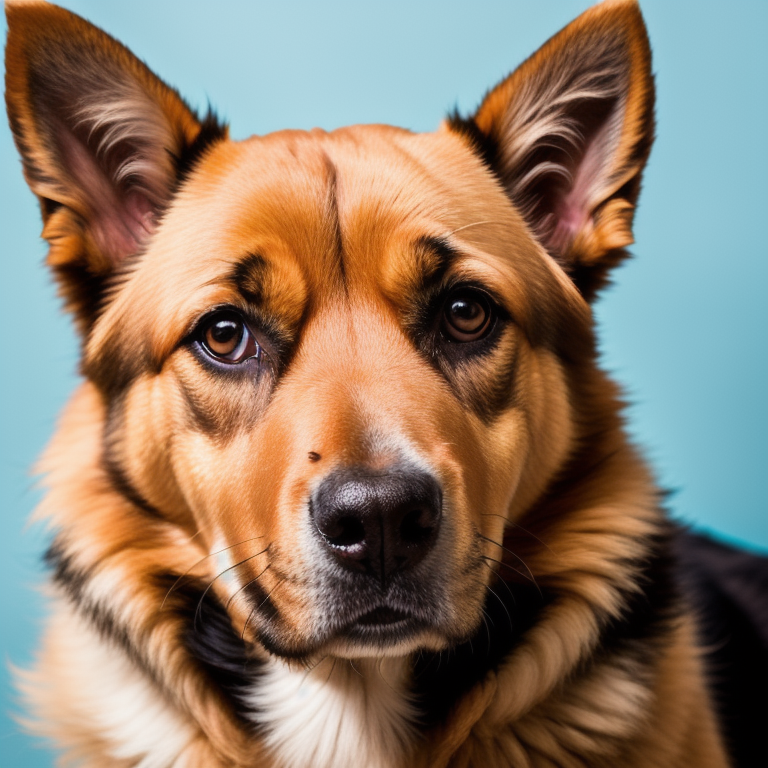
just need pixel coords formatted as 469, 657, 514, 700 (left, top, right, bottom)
247, 658, 416, 768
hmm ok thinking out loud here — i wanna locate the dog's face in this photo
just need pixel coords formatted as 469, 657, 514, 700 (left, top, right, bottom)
89, 127, 586, 659
6, 1, 653, 662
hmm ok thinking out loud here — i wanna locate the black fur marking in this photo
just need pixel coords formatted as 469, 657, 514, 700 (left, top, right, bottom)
676, 531, 768, 768
448, 334, 519, 423
445, 110, 500, 176
243, 578, 280, 626
101, 452, 165, 520
413, 236, 457, 293
45, 540, 262, 726
239, 578, 305, 660
224, 255, 295, 367
406, 270, 514, 424
175, 374, 220, 434
154, 574, 264, 728
45, 540, 154, 679
53, 259, 108, 332
174, 108, 228, 188
414, 520, 683, 728
413, 577, 550, 725
101, 398, 164, 519
84, 330, 149, 399
230, 252, 269, 306
588, 521, 682, 669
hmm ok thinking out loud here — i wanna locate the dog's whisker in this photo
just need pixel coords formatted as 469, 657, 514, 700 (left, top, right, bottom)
257, 577, 285, 610
348, 659, 364, 679
478, 533, 540, 593
241, 576, 286, 641
193, 547, 270, 629
485, 583, 514, 634
480, 513, 558, 558
505, 522, 556, 556
373, 657, 402, 696
185, 526, 209, 546
445, 219, 498, 237
229, 562, 272, 613
324, 658, 338, 687
300, 654, 329, 685
224, 542, 274, 610
480, 606, 494, 656
481, 553, 529, 585
479, 535, 538, 585
481, 559, 519, 606
160, 534, 267, 609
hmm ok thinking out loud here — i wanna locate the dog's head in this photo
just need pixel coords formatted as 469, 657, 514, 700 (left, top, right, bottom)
6, 0, 653, 663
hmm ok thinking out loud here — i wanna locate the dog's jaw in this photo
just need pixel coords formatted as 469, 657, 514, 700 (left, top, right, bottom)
248, 656, 416, 768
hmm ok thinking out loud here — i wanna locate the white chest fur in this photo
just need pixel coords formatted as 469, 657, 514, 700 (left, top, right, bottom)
247, 657, 417, 768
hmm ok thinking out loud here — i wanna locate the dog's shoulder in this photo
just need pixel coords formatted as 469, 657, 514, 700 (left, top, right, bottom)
676, 530, 768, 768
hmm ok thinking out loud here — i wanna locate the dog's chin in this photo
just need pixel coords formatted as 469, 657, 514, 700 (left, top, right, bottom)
324, 612, 449, 659
253, 608, 460, 661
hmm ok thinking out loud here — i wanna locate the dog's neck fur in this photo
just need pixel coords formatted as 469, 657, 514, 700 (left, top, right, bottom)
247, 657, 416, 768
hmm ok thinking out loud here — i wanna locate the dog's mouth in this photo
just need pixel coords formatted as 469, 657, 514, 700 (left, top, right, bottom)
326, 603, 427, 651
353, 606, 413, 627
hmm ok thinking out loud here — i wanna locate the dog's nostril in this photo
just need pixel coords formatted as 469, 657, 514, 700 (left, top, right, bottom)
400, 508, 436, 544
325, 516, 366, 548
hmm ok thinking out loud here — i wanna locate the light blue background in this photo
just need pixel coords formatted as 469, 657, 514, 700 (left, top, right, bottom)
1, 1, 766, 765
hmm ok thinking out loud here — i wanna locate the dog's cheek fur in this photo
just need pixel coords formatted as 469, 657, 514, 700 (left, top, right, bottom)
487, 344, 577, 526
27, 385, 266, 765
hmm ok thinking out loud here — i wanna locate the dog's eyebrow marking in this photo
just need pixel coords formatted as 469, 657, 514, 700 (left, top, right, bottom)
414, 236, 460, 290
229, 252, 269, 305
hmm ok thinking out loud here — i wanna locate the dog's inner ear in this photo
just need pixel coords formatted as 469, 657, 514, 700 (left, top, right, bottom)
40, 76, 186, 265
453, 0, 654, 299
5, 3, 226, 327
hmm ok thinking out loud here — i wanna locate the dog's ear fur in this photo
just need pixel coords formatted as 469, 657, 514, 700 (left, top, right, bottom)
5, 1, 227, 330
449, 0, 654, 300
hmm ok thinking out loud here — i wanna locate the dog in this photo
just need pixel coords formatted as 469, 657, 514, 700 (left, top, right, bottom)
5, 0, 768, 766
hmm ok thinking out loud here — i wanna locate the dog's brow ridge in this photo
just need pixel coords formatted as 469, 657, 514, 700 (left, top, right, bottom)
229, 252, 270, 306
414, 235, 460, 290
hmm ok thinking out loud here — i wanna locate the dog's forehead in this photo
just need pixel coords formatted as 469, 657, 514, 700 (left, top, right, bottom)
88, 123, 587, 376
134, 123, 540, 286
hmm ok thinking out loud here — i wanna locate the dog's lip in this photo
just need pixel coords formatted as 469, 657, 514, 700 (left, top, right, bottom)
353, 606, 413, 627
335, 604, 425, 647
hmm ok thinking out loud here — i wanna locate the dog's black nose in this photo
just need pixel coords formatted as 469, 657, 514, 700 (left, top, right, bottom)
312, 466, 442, 585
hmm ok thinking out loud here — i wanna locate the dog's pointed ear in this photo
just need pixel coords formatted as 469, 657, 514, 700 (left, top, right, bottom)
5, 1, 228, 329
449, 0, 654, 300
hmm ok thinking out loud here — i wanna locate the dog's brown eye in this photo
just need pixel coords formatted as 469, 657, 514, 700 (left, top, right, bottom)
199, 312, 259, 363
442, 291, 492, 342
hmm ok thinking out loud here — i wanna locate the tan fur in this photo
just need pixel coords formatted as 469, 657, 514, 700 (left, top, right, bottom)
5, 1, 733, 766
